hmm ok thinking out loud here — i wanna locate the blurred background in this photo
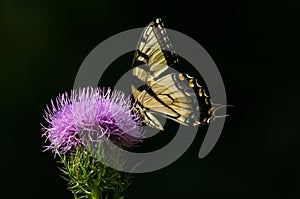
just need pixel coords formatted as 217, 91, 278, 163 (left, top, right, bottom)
1, 0, 299, 198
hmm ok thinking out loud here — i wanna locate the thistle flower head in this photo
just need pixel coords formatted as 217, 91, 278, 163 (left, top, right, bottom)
42, 87, 142, 155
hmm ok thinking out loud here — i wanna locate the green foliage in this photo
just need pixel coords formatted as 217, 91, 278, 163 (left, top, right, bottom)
57, 144, 132, 199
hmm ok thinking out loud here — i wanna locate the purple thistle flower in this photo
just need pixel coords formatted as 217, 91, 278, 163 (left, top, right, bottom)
42, 87, 142, 155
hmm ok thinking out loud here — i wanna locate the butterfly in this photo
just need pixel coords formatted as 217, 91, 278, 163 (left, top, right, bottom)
131, 18, 221, 131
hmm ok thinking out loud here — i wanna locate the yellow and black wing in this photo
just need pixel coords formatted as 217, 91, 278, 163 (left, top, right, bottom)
131, 18, 212, 130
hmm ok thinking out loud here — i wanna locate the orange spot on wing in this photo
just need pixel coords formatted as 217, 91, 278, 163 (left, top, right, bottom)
178, 74, 185, 81
193, 121, 201, 126
189, 79, 194, 87
198, 88, 203, 97
205, 98, 209, 105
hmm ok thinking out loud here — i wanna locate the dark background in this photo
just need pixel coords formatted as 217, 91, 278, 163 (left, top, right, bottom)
1, 0, 299, 198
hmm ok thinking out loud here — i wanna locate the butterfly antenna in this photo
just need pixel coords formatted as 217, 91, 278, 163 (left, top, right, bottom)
210, 102, 234, 122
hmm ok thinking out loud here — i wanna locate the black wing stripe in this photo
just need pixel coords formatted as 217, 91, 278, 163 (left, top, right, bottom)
143, 87, 181, 119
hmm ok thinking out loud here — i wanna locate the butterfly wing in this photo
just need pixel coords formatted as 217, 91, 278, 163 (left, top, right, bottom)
132, 18, 212, 130
136, 73, 212, 130
132, 18, 178, 86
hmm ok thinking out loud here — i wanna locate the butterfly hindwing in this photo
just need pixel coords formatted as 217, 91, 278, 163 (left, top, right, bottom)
136, 73, 212, 129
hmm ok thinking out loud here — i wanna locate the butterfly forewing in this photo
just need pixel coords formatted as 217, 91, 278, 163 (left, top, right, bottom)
132, 18, 178, 85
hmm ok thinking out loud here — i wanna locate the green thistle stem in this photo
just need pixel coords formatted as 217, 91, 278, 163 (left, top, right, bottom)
57, 144, 132, 199
91, 187, 100, 199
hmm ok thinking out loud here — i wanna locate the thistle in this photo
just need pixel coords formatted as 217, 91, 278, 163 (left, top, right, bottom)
42, 87, 142, 199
